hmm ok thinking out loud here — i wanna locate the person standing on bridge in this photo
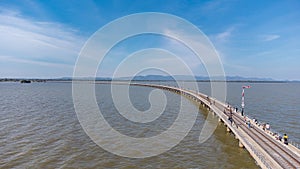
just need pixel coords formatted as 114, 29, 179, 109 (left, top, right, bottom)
266, 123, 270, 133
283, 134, 288, 145
252, 117, 258, 125
247, 119, 251, 128
278, 134, 282, 142
262, 123, 266, 131
228, 113, 233, 126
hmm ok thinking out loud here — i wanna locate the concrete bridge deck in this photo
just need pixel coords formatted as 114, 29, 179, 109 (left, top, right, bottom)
127, 83, 300, 169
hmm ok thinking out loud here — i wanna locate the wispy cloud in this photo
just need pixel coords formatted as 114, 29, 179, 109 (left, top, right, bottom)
215, 27, 235, 42
0, 55, 73, 68
159, 27, 226, 77
0, 8, 85, 68
201, 0, 222, 11
200, 0, 228, 13
262, 34, 280, 41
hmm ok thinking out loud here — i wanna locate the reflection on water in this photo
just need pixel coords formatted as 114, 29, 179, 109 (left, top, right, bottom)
1, 82, 298, 168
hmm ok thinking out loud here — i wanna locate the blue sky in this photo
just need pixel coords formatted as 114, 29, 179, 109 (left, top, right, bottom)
0, 0, 299, 80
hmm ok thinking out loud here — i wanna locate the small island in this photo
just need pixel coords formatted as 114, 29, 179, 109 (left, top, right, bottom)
20, 80, 31, 83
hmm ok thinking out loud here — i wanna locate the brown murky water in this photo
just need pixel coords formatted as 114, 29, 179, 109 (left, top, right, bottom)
2, 82, 285, 168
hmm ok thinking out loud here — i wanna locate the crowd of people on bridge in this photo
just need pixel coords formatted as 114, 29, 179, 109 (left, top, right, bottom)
222, 103, 289, 145
205, 96, 290, 146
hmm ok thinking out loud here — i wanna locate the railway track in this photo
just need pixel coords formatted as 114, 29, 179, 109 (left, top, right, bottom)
230, 112, 300, 169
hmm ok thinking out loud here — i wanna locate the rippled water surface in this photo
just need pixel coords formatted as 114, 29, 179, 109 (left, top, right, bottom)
1, 81, 299, 168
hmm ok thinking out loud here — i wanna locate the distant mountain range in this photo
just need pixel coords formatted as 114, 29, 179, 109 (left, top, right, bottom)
118, 75, 275, 81
57, 75, 285, 82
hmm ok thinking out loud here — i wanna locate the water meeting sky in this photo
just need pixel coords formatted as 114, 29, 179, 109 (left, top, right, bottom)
0, 0, 299, 80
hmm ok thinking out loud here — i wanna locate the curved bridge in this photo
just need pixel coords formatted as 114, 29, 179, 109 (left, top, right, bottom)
126, 82, 300, 169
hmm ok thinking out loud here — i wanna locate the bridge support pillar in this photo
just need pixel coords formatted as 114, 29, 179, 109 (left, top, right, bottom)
227, 127, 231, 132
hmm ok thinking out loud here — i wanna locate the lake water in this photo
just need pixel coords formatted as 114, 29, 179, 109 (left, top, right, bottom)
0, 81, 299, 168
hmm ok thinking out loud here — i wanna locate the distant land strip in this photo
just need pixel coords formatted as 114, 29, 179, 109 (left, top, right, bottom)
0, 78, 299, 83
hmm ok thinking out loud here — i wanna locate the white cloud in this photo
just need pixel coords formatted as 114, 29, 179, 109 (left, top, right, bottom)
262, 34, 280, 41
200, 0, 226, 13
0, 8, 85, 70
158, 27, 226, 77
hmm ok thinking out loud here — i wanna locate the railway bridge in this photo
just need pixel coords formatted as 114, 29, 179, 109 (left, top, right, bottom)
128, 83, 300, 169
